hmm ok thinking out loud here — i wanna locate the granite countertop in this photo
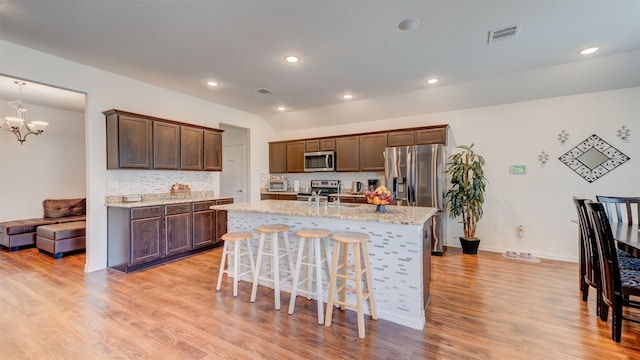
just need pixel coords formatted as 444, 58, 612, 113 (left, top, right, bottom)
106, 194, 232, 208
211, 200, 437, 226
260, 190, 299, 195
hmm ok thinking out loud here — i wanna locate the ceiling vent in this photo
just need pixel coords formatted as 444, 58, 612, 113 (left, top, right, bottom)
253, 88, 274, 95
487, 23, 522, 45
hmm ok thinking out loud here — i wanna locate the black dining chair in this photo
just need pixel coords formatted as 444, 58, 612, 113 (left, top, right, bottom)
586, 200, 640, 342
596, 195, 640, 258
573, 198, 603, 315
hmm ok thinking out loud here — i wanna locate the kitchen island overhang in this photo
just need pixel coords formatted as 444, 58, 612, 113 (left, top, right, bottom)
211, 200, 437, 330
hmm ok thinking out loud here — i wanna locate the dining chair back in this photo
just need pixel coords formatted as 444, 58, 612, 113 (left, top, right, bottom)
573, 197, 602, 315
586, 200, 640, 343
596, 196, 640, 224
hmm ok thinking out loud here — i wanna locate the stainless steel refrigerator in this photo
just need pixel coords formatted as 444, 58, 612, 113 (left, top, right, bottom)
384, 144, 446, 255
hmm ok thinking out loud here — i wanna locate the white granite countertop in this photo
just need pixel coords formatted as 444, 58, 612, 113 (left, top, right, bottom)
106, 196, 231, 208
211, 200, 437, 226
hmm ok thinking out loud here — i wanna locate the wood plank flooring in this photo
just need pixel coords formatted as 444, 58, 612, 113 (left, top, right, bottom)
0, 247, 638, 359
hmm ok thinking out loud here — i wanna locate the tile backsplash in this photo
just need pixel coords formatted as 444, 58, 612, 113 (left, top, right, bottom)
106, 170, 217, 196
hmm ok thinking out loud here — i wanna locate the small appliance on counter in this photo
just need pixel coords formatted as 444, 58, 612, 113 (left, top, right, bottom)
351, 181, 363, 193
122, 194, 142, 203
367, 179, 378, 191
268, 176, 288, 192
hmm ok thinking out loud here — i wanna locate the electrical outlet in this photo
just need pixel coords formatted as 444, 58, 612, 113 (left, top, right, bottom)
517, 225, 524, 238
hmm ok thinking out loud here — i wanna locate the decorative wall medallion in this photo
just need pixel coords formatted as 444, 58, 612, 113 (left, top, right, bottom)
559, 134, 630, 183
617, 125, 631, 140
557, 130, 569, 144
538, 151, 549, 164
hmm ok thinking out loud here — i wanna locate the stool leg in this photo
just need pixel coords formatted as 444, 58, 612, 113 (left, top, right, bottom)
362, 242, 378, 319
354, 243, 365, 339
232, 240, 240, 297
288, 237, 306, 315
216, 241, 229, 292
323, 237, 332, 279
251, 232, 267, 303
246, 238, 256, 280
325, 241, 341, 327
283, 231, 294, 279
305, 239, 314, 299
272, 232, 281, 310
340, 242, 348, 310
314, 237, 324, 325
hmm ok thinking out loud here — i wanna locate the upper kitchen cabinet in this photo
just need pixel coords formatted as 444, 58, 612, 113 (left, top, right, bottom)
336, 136, 360, 171
106, 110, 152, 169
286, 140, 305, 173
104, 109, 224, 171
269, 141, 287, 173
204, 130, 223, 171
387, 130, 415, 147
359, 133, 387, 171
153, 121, 180, 169
306, 138, 335, 152
415, 125, 449, 145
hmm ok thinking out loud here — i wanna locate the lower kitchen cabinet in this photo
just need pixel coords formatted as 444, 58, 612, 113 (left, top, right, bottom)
261, 193, 297, 200
107, 198, 232, 273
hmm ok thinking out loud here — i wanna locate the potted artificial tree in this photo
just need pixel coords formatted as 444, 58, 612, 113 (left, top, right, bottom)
444, 144, 487, 254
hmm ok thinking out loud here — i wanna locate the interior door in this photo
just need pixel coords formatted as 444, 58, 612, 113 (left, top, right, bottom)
221, 144, 246, 203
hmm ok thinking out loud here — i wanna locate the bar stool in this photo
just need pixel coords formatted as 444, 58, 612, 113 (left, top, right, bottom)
250, 224, 294, 310
216, 231, 256, 297
288, 228, 332, 324
325, 231, 378, 339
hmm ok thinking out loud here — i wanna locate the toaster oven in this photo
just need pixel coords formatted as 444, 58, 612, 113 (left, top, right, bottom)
268, 178, 288, 192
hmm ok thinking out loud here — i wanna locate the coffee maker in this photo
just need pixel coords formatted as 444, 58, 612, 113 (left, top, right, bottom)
367, 179, 378, 191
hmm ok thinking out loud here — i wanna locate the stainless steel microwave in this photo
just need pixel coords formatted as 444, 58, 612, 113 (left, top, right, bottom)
304, 151, 335, 172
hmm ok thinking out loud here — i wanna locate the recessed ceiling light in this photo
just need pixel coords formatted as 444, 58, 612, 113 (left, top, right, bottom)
426, 78, 439, 85
398, 18, 420, 31
206, 81, 219, 87
343, 94, 353, 100
285, 56, 299, 63
277, 106, 286, 111
579, 47, 599, 55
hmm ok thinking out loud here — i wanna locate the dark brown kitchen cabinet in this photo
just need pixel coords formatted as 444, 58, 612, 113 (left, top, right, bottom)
335, 136, 360, 171
360, 133, 387, 171
269, 141, 287, 173
181, 126, 204, 170
214, 198, 233, 243
153, 121, 180, 169
306, 138, 335, 152
286, 140, 305, 173
387, 130, 415, 147
204, 130, 223, 171
260, 193, 297, 200
193, 201, 215, 248
165, 204, 192, 255
129, 206, 164, 266
415, 126, 448, 145
106, 111, 152, 169
261, 193, 279, 200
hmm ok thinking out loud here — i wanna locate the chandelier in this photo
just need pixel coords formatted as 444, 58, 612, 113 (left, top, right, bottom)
4, 81, 48, 145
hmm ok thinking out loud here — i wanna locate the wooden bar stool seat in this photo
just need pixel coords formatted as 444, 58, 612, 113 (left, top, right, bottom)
288, 228, 332, 324
325, 231, 377, 338
216, 231, 256, 297
251, 224, 294, 310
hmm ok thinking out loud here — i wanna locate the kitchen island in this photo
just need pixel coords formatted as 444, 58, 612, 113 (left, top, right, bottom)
211, 199, 437, 330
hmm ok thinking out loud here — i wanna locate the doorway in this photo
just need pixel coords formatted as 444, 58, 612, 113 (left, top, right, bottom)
219, 123, 249, 203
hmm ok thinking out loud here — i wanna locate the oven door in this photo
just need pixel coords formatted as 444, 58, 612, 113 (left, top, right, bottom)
304, 151, 335, 172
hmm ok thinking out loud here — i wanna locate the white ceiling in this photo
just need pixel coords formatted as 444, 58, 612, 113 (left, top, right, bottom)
0, 1, 639, 130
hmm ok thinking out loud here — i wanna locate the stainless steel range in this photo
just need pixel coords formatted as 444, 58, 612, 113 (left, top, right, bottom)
296, 180, 341, 201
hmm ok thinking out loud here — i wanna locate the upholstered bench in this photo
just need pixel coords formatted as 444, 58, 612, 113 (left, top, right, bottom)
36, 221, 86, 259
0, 198, 86, 251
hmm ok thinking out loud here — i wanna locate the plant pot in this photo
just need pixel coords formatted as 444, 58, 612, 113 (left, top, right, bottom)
459, 237, 480, 254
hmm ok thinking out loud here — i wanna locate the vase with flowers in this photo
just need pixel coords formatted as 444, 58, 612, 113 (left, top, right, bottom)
364, 185, 393, 213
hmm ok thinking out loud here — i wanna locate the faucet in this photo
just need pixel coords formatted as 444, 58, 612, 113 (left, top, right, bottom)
309, 190, 322, 206
335, 183, 341, 206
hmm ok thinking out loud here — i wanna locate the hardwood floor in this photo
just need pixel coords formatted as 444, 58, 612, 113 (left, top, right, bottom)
1, 247, 638, 359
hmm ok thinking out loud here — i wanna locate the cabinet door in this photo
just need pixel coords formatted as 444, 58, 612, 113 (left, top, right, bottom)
261, 194, 279, 200
415, 127, 448, 145
286, 140, 305, 173
214, 198, 233, 244
278, 194, 298, 201
335, 136, 360, 172
153, 121, 180, 169
181, 126, 204, 170
269, 142, 287, 173
193, 210, 215, 248
319, 138, 335, 151
130, 217, 162, 265
165, 212, 192, 255
354, 197, 369, 204
360, 133, 387, 171
204, 130, 222, 171
387, 130, 415, 147
118, 115, 152, 169
305, 139, 320, 152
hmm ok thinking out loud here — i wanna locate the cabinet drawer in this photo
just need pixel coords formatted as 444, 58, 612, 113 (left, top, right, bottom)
131, 206, 163, 220
166, 203, 192, 215
193, 201, 215, 212
216, 198, 234, 205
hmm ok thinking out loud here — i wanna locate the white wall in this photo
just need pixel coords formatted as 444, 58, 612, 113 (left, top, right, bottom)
0, 101, 86, 221
0, 39, 276, 272
277, 88, 640, 261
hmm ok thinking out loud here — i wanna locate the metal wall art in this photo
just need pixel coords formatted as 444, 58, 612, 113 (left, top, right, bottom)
617, 125, 631, 140
557, 130, 569, 144
538, 151, 549, 164
559, 134, 630, 183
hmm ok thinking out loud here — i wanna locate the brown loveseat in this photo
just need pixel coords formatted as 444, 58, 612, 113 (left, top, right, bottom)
0, 198, 86, 251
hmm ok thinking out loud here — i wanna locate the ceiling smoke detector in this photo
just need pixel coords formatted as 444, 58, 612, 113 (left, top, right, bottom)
487, 23, 522, 45
253, 88, 275, 95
